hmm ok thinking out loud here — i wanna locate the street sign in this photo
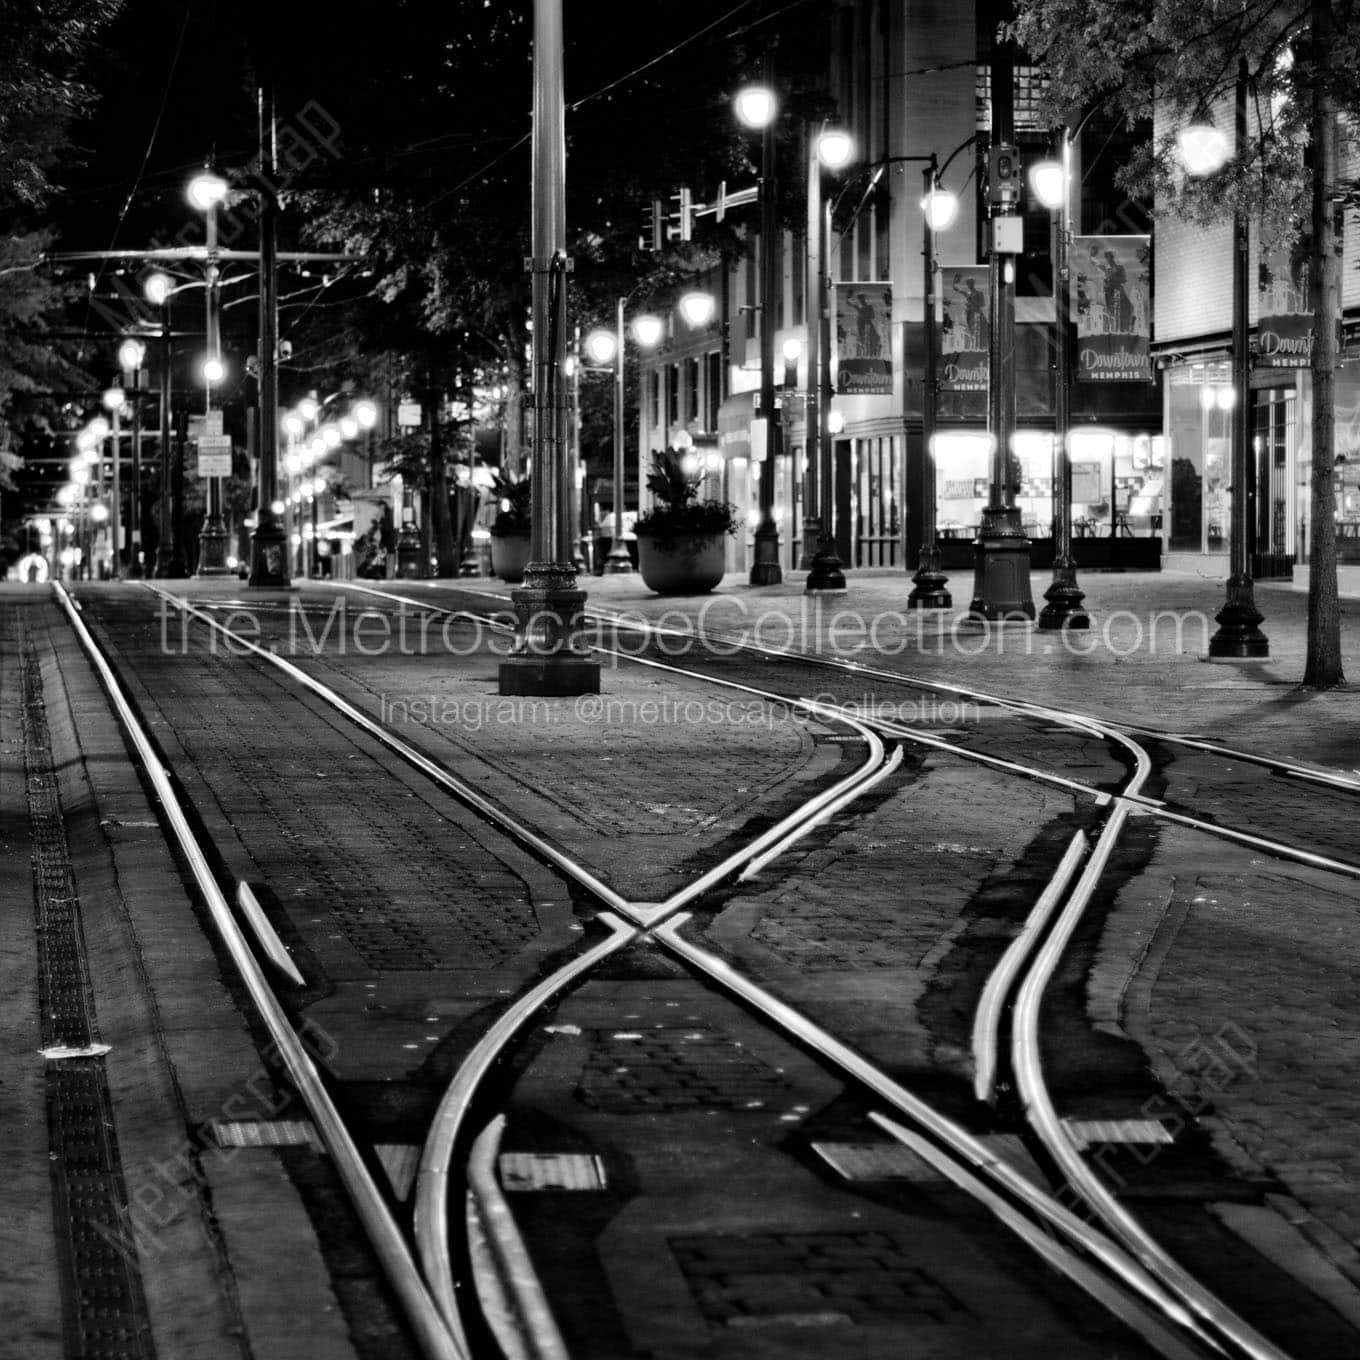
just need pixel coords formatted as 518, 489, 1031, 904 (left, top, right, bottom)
188, 411, 223, 441
397, 401, 422, 428
197, 435, 232, 477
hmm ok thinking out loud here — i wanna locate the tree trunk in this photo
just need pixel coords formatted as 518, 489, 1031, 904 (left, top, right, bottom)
1304, 0, 1344, 687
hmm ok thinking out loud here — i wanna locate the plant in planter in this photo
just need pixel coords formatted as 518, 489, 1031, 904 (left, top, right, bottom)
632, 449, 737, 594
489, 473, 533, 582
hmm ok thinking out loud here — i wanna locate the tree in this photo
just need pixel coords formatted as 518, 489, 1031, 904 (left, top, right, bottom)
0, 1, 123, 488
1010, 0, 1351, 687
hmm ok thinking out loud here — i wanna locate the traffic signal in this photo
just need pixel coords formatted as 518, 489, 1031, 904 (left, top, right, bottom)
988, 143, 1021, 209
639, 197, 665, 252
670, 187, 693, 242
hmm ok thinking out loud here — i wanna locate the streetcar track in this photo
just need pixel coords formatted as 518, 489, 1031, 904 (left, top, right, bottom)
63, 581, 1327, 1357
334, 580, 1360, 879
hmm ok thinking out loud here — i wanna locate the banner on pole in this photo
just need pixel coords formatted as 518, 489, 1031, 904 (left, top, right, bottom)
1071, 236, 1152, 381
938, 267, 989, 391
1258, 234, 1312, 367
834, 283, 892, 395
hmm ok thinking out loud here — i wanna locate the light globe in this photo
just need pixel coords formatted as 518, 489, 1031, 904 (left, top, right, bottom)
354, 400, 378, 428
584, 329, 617, 365
735, 85, 776, 129
817, 129, 855, 169
1178, 124, 1230, 176
922, 187, 960, 232
679, 291, 715, 328
143, 272, 172, 306
1028, 159, 1065, 211
187, 172, 229, 211
632, 315, 663, 348
118, 339, 146, 372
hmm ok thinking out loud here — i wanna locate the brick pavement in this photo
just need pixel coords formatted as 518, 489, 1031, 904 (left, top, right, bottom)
456, 565, 1360, 1308
8, 564, 1360, 1354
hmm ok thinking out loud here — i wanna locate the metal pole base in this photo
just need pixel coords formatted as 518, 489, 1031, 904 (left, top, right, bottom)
248, 518, 291, 588
805, 538, 847, 593
907, 544, 951, 610
396, 527, 423, 579
195, 518, 233, 576
749, 522, 782, 586
604, 546, 634, 574
497, 562, 600, 696
797, 516, 822, 571
968, 506, 1035, 621
1208, 574, 1269, 657
1037, 557, 1089, 630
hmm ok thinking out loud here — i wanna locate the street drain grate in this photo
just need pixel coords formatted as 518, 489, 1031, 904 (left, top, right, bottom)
670, 1230, 968, 1327
498, 1151, 607, 1191
20, 636, 156, 1359
575, 1023, 792, 1114
1063, 1118, 1176, 1149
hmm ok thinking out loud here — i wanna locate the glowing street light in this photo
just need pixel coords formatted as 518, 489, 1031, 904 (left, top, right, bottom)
734, 85, 776, 129
678, 291, 716, 328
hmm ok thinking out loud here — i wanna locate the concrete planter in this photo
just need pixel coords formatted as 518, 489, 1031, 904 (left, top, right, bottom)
490, 531, 532, 582
636, 533, 726, 594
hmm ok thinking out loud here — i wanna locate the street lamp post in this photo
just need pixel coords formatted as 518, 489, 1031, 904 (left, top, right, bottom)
1032, 136, 1090, 630
970, 50, 1035, 622
118, 341, 147, 577
249, 77, 290, 588
499, 0, 599, 695
584, 304, 665, 575
190, 171, 232, 576
804, 125, 853, 593
143, 272, 181, 577
1206, 57, 1268, 657
736, 73, 783, 585
909, 158, 959, 609
102, 387, 123, 579
604, 299, 631, 573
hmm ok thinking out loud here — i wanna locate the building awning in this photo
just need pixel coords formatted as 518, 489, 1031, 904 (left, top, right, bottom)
717, 390, 758, 460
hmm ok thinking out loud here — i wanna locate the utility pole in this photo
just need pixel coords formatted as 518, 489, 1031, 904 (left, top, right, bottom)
249, 72, 289, 587
498, 0, 600, 695
969, 41, 1035, 622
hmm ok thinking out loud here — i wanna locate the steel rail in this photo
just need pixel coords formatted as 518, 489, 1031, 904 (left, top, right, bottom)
139, 582, 632, 915
1010, 751, 1290, 1360
566, 599, 1360, 797
739, 743, 904, 880
651, 913, 1215, 1347
145, 584, 1296, 1352
52, 584, 467, 1360
135, 586, 903, 1345
972, 831, 1089, 1105
870, 1117, 1211, 1360
144, 583, 894, 918
1117, 724, 1360, 793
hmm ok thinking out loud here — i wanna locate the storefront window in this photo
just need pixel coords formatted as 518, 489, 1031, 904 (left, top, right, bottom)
1167, 362, 1233, 553
933, 432, 993, 538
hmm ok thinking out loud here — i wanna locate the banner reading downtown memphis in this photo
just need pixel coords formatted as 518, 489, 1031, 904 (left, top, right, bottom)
1071, 236, 1152, 381
1258, 234, 1313, 367
938, 266, 989, 391
834, 283, 893, 395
